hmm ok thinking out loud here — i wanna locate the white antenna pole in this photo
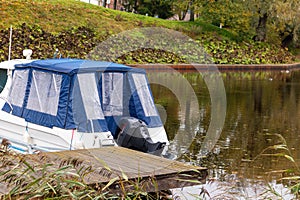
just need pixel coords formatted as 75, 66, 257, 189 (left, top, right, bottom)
8, 25, 12, 61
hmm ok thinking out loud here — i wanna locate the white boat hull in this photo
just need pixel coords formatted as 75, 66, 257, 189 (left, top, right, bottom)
0, 107, 116, 153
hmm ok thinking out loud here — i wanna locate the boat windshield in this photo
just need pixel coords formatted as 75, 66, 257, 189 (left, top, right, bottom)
0, 69, 7, 93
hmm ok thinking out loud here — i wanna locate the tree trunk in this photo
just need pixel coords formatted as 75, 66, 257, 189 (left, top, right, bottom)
179, 4, 189, 21
103, 0, 107, 7
190, 8, 194, 21
189, 0, 194, 21
133, 0, 138, 11
179, 11, 187, 20
281, 33, 293, 47
254, 12, 268, 41
113, 0, 117, 9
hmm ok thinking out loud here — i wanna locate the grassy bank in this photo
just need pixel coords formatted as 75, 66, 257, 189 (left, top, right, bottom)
0, 0, 234, 36
0, 0, 296, 64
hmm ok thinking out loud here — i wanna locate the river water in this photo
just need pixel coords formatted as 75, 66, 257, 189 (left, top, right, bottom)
149, 70, 300, 199
1, 68, 299, 199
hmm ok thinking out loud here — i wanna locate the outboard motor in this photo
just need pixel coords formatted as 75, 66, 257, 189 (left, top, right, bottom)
116, 117, 166, 155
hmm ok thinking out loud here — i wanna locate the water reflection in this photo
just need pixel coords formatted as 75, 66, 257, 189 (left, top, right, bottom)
149, 70, 300, 199
171, 180, 295, 199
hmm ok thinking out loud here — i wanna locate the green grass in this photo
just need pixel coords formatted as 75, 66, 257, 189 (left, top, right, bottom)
0, 0, 296, 64
0, 0, 237, 38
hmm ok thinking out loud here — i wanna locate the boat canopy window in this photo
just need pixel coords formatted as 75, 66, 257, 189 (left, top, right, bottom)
102, 72, 123, 116
27, 70, 62, 116
132, 73, 157, 117
8, 69, 29, 108
76, 73, 104, 119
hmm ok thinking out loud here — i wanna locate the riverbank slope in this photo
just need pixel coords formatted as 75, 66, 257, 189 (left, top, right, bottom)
0, 0, 296, 64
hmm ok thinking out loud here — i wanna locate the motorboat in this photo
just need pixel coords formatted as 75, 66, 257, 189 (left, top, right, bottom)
0, 53, 168, 154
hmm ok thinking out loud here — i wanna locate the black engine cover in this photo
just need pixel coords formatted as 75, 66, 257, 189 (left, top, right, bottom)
116, 117, 165, 154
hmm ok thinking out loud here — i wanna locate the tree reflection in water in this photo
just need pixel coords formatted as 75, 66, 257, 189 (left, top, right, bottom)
149, 70, 300, 199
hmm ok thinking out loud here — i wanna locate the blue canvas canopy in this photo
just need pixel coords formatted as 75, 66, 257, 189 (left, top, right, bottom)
2, 59, 163, 136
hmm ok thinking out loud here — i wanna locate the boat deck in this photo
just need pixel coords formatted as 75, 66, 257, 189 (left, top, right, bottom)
2, 147, 207, 194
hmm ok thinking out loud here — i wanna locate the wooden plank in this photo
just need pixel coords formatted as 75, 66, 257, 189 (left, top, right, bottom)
4, 147, 207, 193
33, 147, 207, 191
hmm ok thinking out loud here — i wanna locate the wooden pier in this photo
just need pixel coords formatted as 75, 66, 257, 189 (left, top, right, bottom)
1, 147, 207, 194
